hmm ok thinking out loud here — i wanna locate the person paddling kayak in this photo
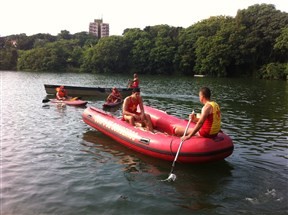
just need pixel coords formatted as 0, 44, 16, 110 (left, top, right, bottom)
56, 85, 68, 100
106, 87, 122, 103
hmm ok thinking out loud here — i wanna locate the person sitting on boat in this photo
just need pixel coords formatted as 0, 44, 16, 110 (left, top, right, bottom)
128, 73, 139, 88
106, 87, 122, 103
56, 85, 68, 100
122, 87, 153, 132
174, 87, 221, 140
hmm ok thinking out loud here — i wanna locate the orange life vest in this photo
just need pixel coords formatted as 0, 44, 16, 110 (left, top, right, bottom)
56, 87, 67, 98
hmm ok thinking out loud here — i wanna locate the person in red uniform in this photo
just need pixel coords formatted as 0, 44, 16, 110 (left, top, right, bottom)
56, 85, 68, 100
174, 87, 221, 140
128, 73, 139, 88
122, 88, 153, 132
106, 87, 122, 103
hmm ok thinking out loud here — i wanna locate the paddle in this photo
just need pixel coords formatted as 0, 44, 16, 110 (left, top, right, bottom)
108, 94, 121, 100
162, 110, 194, 182
127, 79, 132, 88
106, 93, 122, 104
42, 98, 50, 103
69, 97, 79, 101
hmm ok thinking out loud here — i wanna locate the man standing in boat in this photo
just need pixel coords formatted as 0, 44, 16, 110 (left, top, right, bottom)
122, 88, 153, 132
128, 73, 139, 88
174, 87, 221, 140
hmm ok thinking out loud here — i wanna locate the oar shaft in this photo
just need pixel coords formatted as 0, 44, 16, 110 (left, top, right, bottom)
162, 110, 195, 182
171, 117, 192, 168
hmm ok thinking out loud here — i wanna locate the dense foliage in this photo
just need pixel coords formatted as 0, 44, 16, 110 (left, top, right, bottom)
1, 4, 287, 79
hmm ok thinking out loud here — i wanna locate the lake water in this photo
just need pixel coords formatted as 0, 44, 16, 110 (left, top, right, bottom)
1, 71, 287, 215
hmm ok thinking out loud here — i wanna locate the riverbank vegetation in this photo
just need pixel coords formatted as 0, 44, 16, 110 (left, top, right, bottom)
0, 4, 287, 79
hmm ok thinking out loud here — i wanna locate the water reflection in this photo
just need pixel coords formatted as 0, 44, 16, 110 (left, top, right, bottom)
81, 130, 159, 173
2, 71, 288, 215
81, 130, 235, 212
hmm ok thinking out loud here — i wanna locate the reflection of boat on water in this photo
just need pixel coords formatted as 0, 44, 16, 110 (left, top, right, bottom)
82, 106, 234, 163
81, 130, 164, 174
81, 129, 234, 205
82, 129, 233, 172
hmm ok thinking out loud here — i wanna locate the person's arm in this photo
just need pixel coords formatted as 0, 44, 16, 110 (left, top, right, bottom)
139, 97, 148, 121
183, 104, 211, 140
56, 92, 62, 100
111, 93, 121, 100
189, 112, 199, 123
106, 94, 112, 102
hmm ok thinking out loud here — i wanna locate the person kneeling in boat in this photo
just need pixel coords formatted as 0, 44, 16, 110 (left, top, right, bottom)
122, 88, 154, 132
174, 87, 221, 140
106, 87, 122, 103
56, 85, 68, 100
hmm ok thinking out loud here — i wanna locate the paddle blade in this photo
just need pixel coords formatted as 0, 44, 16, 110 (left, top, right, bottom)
70, 97, 78, 101
42, 98, 50, 103
161, 173, 177, 182
167, 173, 177, 182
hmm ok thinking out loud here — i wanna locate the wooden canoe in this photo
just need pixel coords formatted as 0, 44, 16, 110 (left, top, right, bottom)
44, 84, 133, 98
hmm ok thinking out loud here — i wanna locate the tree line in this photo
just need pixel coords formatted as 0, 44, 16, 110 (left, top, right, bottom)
1, 4, 287, 79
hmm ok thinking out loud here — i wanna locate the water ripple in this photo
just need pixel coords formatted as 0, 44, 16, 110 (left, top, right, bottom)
1, 72, 287, 215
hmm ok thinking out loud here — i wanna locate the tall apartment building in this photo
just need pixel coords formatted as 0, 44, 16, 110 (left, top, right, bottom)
89, 19, 109, 38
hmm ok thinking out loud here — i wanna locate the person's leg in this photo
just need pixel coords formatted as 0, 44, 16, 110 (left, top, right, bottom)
173, 125, 185, 136
144, 114, 154, 132
133, 113, 144, 127
173, 126, 194, 137
124, 115, 135, 126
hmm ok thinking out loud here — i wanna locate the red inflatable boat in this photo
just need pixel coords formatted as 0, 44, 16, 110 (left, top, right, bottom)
82, 106, 234, 163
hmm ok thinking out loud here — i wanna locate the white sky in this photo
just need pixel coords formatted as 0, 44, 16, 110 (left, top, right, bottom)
1, 0, 287, 37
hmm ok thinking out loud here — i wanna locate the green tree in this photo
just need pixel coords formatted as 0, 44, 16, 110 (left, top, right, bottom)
17, 40, 83, 72
57, 30, 72, 40
193, 16, 238, 76
72, 31, 98, 47
148, 25, 181, 74
81, 36, 129, 73
258, 63, 288, 80
123, 28, 153, 73
0, 48, 18, 70
176, 16, 235, 76
235, 4, 288, 73
273, 27, 288, 62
